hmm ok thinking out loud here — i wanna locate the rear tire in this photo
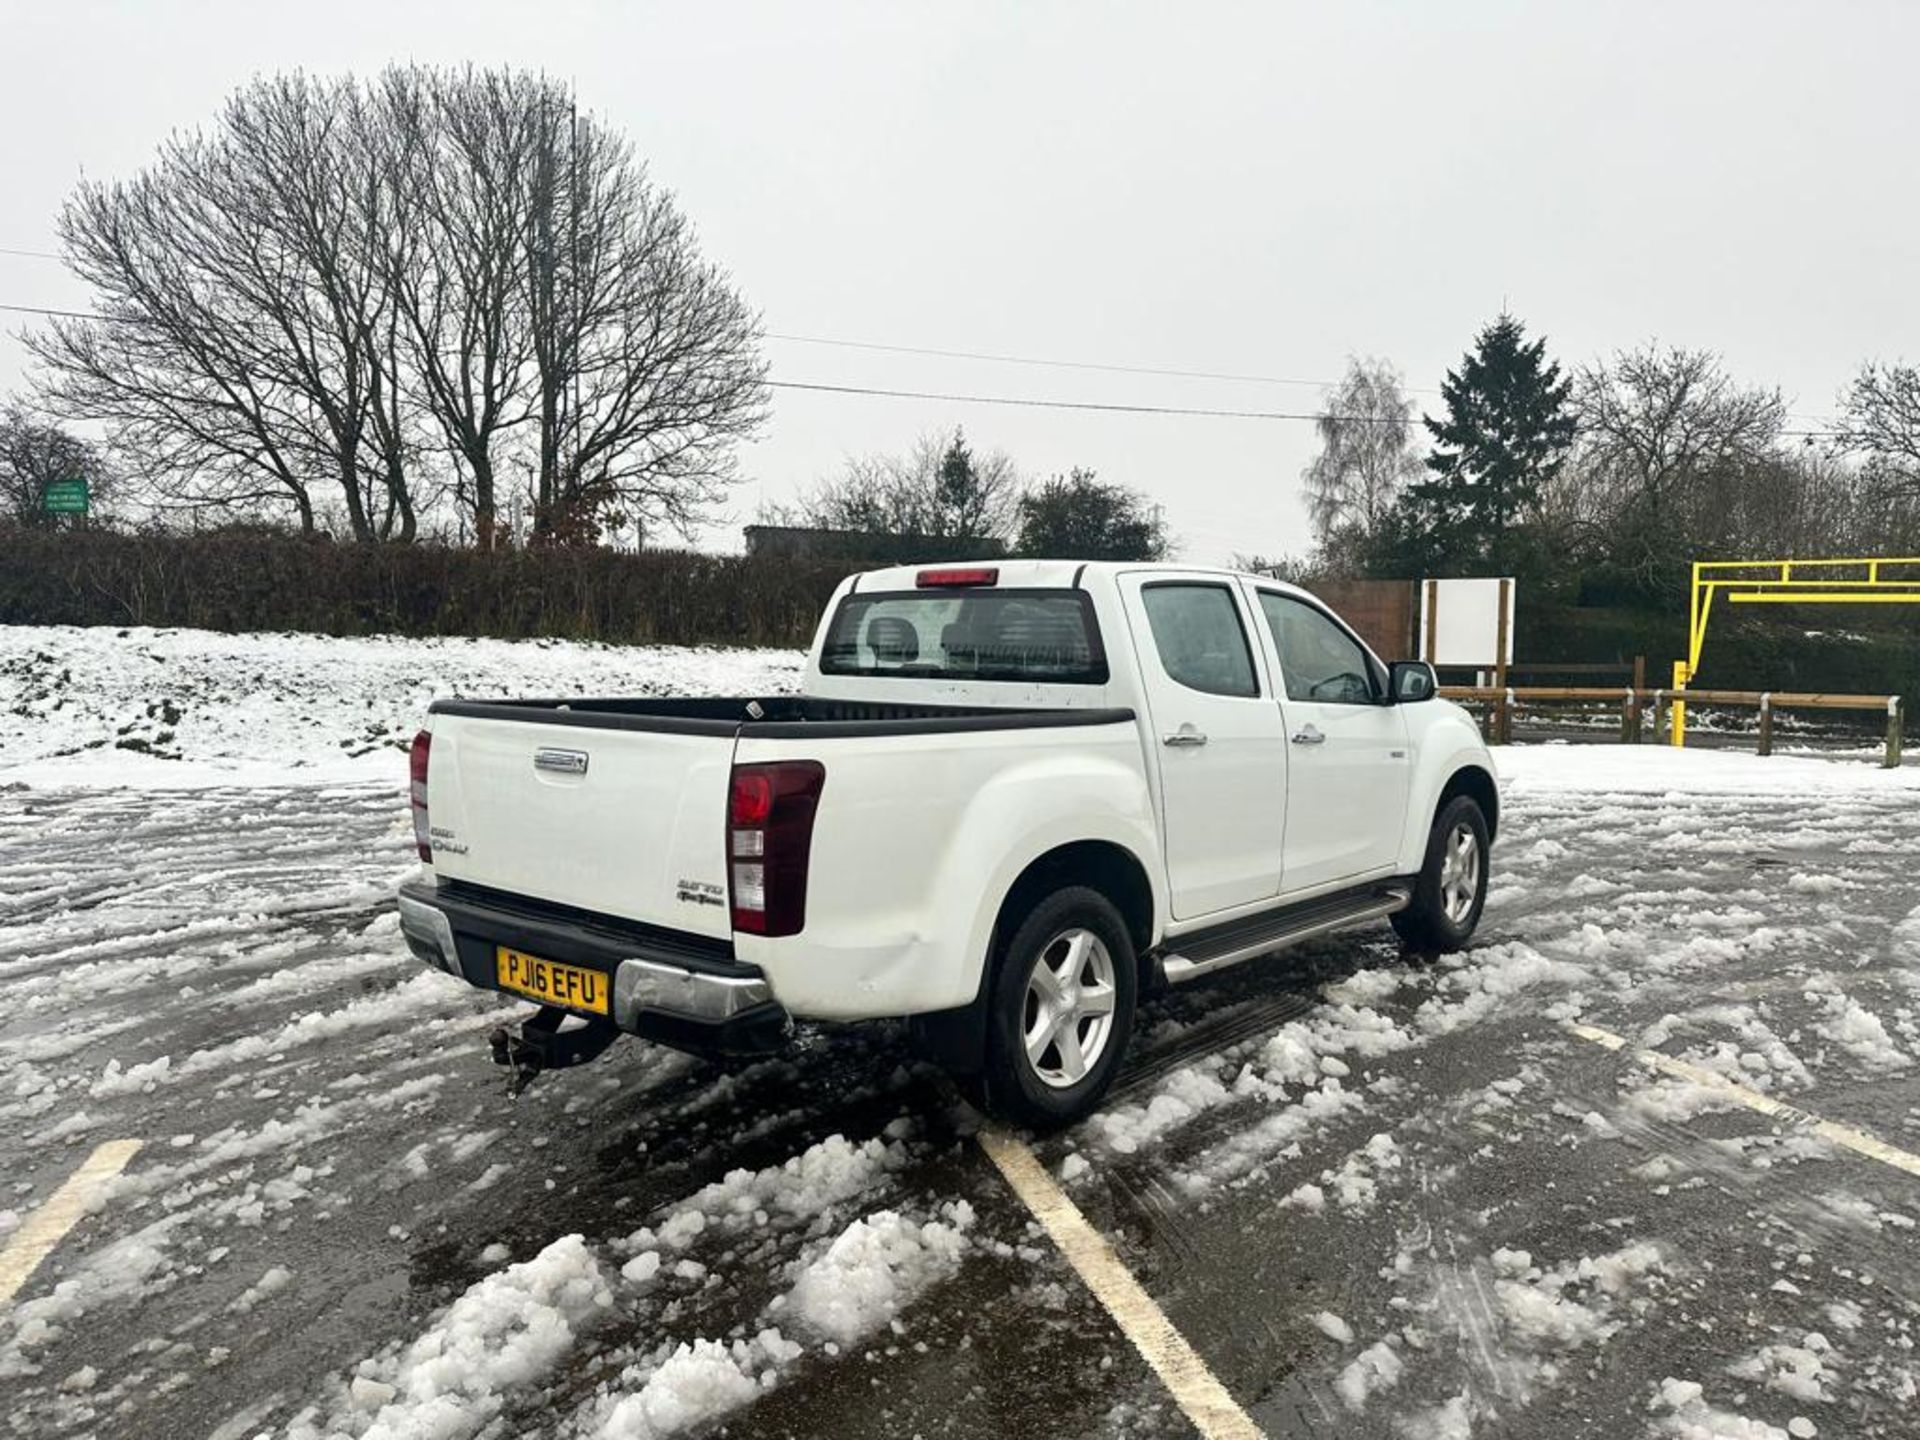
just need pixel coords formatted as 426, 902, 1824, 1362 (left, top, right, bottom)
1391, 795, 1489, 953
974, 886, 1137, 1130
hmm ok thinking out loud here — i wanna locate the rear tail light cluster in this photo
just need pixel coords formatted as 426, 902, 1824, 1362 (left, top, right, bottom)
728, 761, 825, 936
410, 729, 433, 862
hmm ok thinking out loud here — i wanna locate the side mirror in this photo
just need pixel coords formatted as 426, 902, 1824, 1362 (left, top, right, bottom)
1388, 660, 1437, 704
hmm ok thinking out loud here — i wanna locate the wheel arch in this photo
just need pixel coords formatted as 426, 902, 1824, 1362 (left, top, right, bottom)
1435, 763, 1499, 842
910, 837, 1156, 1075
991, 839, 1157, 969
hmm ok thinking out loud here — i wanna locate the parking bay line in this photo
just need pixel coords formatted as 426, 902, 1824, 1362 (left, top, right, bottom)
0, 1138, 143, 1306
1565, 1021, 1920, 1179
976, 1125, 1265, 1440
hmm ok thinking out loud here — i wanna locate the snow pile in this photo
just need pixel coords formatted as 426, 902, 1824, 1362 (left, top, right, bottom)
1086, 1064, 1230, 1155
1334, 1339, 1403, 1411
588, 1199, 973, 1438
1401, 1393, 1476, 1438
783, 1202, 975, 1345
1804, 982, 1909, 1071
598, 1331, 801, 1440
319, 1234, 611, 1440
1653, 1377, 1796, 1440
620, 1132, 908, 1261
0, 626, 804, 789
1729, 1335, 1840, 1404
1488, 1242, 1669, 1392
1312, 1132, 1402, 1214
1416, 942, 1591, 1038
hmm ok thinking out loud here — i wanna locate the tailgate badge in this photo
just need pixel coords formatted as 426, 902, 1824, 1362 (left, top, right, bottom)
534, 747, 590, 776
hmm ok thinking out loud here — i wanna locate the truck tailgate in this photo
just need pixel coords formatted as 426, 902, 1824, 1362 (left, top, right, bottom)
423, 713, 737, 940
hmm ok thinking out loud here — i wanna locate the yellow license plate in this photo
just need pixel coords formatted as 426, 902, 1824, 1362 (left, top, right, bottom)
495, 947, 610, 1015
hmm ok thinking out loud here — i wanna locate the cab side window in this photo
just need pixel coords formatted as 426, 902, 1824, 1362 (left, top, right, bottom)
1258, 592, 1377, 704
1141, 584, 1259, 697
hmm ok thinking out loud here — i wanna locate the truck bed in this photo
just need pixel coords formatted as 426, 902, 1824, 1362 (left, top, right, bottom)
428, 694, 1136, 736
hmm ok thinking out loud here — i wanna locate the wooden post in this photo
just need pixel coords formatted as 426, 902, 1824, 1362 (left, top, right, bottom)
1493, 578, 1511, 695
1632, 654, 1646, 692
1757, 693, 1773, 757
1423, 578, 1439, 664
1888, 698, 1905, 771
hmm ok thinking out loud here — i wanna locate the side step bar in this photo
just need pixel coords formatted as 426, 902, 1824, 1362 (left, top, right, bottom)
1159, 883, 1412, 985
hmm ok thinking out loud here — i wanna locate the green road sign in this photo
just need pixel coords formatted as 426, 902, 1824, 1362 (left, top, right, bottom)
44, 479, 89, 514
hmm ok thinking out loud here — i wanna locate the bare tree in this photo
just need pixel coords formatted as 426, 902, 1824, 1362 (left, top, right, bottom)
521, 95, 766, 544
31, 66, 766, 546
0, 403, 111, 526
381, 68, 536, 549
33, 75, 417, 540
1576, 346, 1786, 520
1301, 358, 1422, 559
1837, 361, 1920, 505
783, 430, 1020, 542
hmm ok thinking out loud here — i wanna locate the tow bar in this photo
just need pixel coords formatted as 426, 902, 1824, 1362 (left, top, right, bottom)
489, 1006, 620, 1095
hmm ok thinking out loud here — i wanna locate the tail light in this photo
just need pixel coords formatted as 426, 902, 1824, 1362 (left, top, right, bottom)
410, 729, 433, 862
727, 761, 825, 936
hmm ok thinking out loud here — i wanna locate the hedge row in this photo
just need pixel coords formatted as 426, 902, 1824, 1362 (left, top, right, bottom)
0, 530, 851, 648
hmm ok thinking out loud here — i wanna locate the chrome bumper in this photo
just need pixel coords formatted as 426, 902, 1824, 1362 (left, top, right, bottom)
396, 884, 775, 1032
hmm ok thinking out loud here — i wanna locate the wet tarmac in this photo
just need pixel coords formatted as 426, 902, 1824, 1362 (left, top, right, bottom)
3, 770, 1919, 1438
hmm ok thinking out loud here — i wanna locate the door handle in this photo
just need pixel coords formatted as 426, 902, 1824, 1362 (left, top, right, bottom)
1291, 725, 1326, 746
1162, 728, 1208, 747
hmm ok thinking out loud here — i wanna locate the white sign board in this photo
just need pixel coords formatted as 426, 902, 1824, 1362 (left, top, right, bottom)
1420, 577, 1516, 666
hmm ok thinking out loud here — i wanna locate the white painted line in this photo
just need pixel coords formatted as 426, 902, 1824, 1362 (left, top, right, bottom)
1565, 1021, 1920, 1179
976, 1125, 1264, 1440
0, 1138, 142, 1306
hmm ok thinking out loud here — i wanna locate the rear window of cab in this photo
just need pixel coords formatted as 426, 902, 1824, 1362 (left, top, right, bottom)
819, 589, 1108, 683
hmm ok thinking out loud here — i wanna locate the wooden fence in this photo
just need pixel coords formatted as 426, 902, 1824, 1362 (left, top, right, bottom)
1440, 685, 1905, 768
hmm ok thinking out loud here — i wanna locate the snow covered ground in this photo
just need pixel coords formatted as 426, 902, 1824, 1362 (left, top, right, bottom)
0, 626, 805, 789
3, 625, 1920, 1440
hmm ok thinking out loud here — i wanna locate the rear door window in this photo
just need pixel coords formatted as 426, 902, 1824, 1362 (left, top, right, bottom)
1139, 583, 1259, 697
819, 590, 1106, 683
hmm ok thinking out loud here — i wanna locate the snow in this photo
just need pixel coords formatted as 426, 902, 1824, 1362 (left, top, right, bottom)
319, 1234, 612, 1440
786, 1202, 974, 1345
1312, 1310, 1354, 1344
1654, 1376, 1794, 1440
0, 625, 803, 790
598, 1337, 768, 1438
1495, 743, 1920, 797
1730, 1335, 1839, 1404
1334, 1339, 1402, 1410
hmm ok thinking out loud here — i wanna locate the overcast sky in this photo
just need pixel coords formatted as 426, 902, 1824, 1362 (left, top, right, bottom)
3, 1, 1916, 562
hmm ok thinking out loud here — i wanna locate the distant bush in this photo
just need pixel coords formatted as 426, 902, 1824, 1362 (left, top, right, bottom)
0, 530, 848, 648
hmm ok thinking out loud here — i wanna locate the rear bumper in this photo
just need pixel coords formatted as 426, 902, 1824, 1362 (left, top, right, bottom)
396, 880, 790, 1055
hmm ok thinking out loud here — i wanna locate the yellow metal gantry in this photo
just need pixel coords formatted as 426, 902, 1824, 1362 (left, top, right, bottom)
1671, 556, 1920, 745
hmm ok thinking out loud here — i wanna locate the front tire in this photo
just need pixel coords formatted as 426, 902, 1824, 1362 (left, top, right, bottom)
1391, 795, 1489, 953
975, 886, 1137, 1129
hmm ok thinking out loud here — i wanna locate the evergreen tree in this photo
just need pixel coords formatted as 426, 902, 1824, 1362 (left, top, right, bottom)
1015, 469, 1169, 560
1412, 314, 1576, 573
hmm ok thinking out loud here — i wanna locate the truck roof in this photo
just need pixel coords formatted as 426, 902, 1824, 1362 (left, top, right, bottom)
847, 558, 1317, 602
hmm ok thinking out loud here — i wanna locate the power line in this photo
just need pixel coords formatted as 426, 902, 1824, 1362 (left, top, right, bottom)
0, 246, 61, 261
768, 378, 1344, 423
765, 331, 1363, 392
771, 377, 1847, 439
0, 301, 95, 320
0, 296, 1849, 438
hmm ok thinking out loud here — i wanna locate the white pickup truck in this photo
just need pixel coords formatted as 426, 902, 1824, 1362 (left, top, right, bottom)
398, 560, 1497, 1125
